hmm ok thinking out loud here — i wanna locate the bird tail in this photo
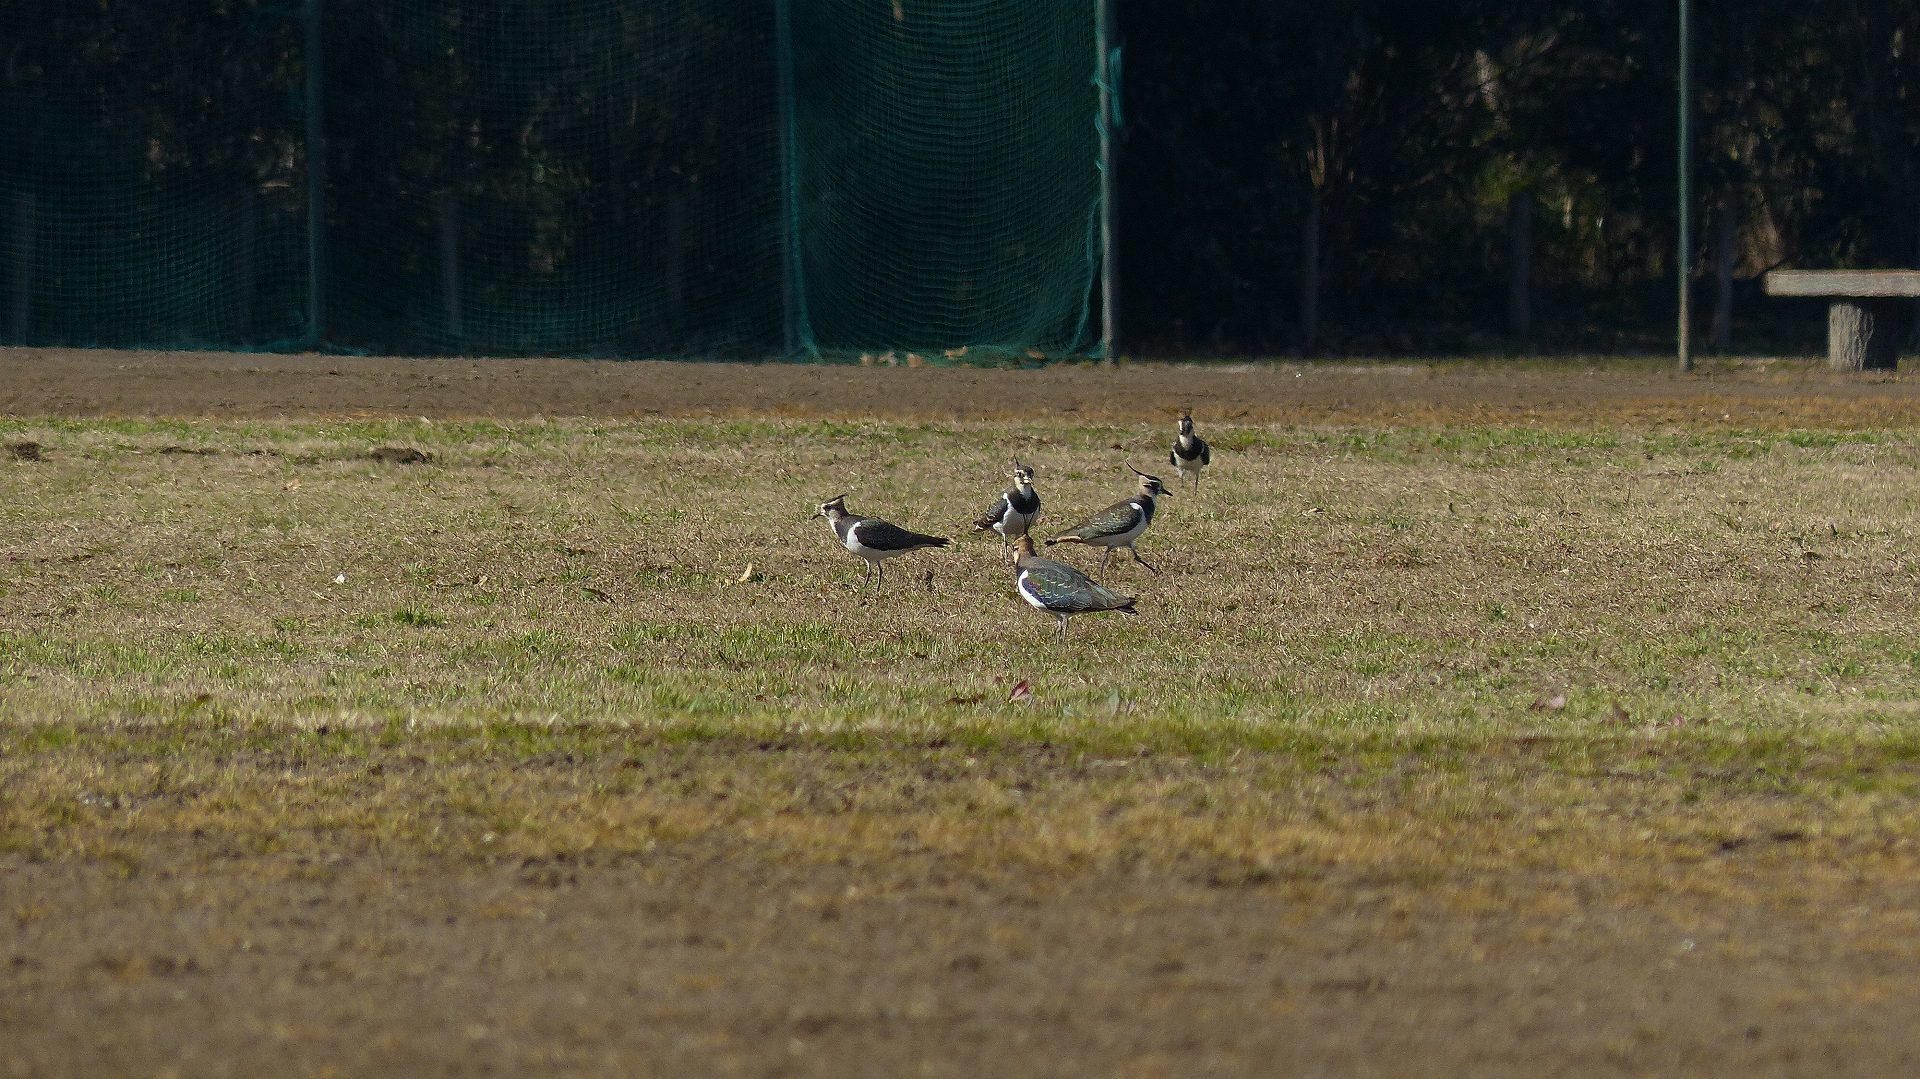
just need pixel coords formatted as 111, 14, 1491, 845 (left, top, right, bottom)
1116, 599, 1137, 615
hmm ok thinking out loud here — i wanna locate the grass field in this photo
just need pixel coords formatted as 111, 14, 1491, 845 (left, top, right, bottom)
8, 354, 1920, 1074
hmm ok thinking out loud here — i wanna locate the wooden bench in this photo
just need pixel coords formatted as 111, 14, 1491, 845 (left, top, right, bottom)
1763, 270, 1920, 371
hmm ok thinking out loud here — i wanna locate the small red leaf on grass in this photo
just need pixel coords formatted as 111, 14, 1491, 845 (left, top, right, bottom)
1007, 680, 1032, 704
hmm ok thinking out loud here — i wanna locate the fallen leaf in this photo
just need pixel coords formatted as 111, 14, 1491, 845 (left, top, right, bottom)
282, 479, 302, 492
1007, 680, 1032, 704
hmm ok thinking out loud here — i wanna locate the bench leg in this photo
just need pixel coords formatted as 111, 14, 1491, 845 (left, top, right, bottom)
1829, 299, 1900, 371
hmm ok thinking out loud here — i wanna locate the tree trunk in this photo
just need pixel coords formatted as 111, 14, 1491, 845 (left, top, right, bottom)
1298, 190, 1321, 354
665, 189, 686, 335
1709, 201, 1736, 352
1506, 191, 1532, 341
439, 191, 463, 340
1829, 299, 1900, 371
9, 192, 34, 341
233, 185, 258, 345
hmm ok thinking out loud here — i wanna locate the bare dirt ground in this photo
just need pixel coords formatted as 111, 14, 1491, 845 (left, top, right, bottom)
12, 843, 1920, 1078
7, 345, 1920, 427
9, 347, 1920, 1076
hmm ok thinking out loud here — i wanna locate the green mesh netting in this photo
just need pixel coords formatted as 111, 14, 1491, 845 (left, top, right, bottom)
0, 2, 312, 350
789, 0, 1102, 359
325, 0, 786, 357
1, 1, 1103, 361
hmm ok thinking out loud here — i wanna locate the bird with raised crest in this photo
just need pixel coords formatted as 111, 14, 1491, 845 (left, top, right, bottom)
813, 495, 950, 590
972, 459, 1041, 563
1012, 535, 1136, 643
1043, 466, 1168, 579
1169, 409, 1211, 491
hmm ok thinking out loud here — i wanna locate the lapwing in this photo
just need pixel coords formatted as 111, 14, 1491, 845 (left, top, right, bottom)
1169, 409, 1212, 491
971, 459, 1041, 563
1012, 535, 1136, 644
813, 495, 950, 590
1043, 466, 1167, 579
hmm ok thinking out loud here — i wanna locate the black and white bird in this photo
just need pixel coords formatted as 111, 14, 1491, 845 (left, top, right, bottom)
971, 459, 1041, 563
1012, 534, 1136, 644
814, 495, 950, 590
1168, 409, 1211, 491
1043, 466, 1168, 579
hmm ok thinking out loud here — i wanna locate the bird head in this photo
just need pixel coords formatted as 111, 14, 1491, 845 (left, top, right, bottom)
1011, 459, 1035, 487
813, 494, 848, 520
1177, 410, 1194, 436
1128, 465, 1168, 498
1011, 533, 1039, 564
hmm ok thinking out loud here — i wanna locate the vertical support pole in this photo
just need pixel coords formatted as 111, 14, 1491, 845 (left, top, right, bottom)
305, 0, 327, 349
439, 191, 463, 340
1676, 0, 1693, 371
9, 192, 34, 341
1096, 0, 1118, 363
772, 0, 805, 357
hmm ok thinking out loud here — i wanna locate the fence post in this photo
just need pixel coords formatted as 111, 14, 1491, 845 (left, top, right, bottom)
772, 0, 805, 357
1676, 0, 1693, 371
1096, 0, 1119, 363
8, 192, 33, 341
305, 0, 327, 348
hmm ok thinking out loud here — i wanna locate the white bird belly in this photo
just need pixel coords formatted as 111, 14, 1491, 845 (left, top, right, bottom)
994, 507, 1036, 540
1015, 571, 1053, 611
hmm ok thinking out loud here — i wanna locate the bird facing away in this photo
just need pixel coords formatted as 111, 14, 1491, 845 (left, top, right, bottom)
972, 459, 1041, 563
814, 495, 950, 590
1043, 466, 1168, 579
1012, 534, 1136, 644
1169, 410, 1212, 491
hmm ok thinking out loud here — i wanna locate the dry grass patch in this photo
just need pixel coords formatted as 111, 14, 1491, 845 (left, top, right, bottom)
6, 411, 1920, 911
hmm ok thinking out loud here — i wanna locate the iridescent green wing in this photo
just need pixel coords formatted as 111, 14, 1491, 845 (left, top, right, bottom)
1058, 499, 1144, 541
1020, 559, 1132, 613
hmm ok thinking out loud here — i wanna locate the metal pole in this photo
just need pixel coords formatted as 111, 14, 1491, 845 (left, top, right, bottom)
1096, 0, 1118, 362
305, 0, 327, 348
772, 0, 804, 357
1676, 0, 1692, 371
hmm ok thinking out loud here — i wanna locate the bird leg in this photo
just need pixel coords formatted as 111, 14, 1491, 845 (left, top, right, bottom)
1097, 548, 1113, 580
862, 561, 876, 590
875, 562, 885, 590
1128, 546, 1160, 575
1057, 614, 1069, 644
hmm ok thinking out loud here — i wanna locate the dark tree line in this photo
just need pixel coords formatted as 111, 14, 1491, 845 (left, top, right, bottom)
1119, 0, 1920, 354
3, 1, 1917, 356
